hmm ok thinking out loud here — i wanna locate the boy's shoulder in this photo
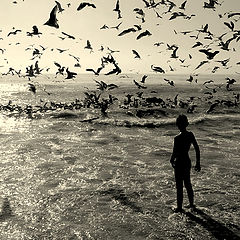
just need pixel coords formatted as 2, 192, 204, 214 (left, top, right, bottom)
175, 131, 194, 139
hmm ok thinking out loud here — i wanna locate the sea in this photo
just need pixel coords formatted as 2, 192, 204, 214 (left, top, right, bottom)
0, 73, 239, 240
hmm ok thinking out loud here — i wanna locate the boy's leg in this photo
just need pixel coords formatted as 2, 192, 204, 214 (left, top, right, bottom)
175, 170, 183, 210
184, 170, 194, 207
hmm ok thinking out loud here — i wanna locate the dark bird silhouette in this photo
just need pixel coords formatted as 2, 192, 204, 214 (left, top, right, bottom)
28, 83, 36, 94
26, 25, 42, 37
132, 50, 141, 59
65, 68, 77, 79
212, 66, 219, 73
77, 2, 96, 11
134, 8, 145, 23
224, 21, 235, 31
226, 77, 236, 91
113, 0, 122, 19
94, 80, 118, 91
199, 49, 219, 59
56, 48, 69, 53
61, 32, 75, 39
171, 46, 179, 58
44, 4, 59, 28
228, 12, 240, 18
169, 12, 186, 20
136, 30, 152, 40
105, 63, 121, 75
206, 101, 220, 114
179, 0, 187, 10
151, 65, 165, 73
192, 41, 203, 48
154, 42, 164, 47
164, 78, 175, 86
186, 75, 194, 83
7, 29, 21, 37
215, 58, 230, 67
86, 66, 104, 75
54, 62, 65, 76
140, 75, 148, 83
84, 40, 93, 52
133, 79, 147, 89
203, 0, 220, 9
107, 47, 120, 54
218, 36, 235, 51
69, 54, 80, 62
118, 27, 136, 36
203, 80, 214, 85
100, 24, 109, 30
110, 22, 122, 30
195, 60, 209, 70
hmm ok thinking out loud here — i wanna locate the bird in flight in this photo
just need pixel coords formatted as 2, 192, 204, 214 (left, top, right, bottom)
118, 27, 136, 36
164, 78, 175, 86
133, 79, 147, 89
151, 65, 165, 73
65, 68, 77, 79
77, 2, 96, 11
199, 49, 219, 59
26, 25, 42, 37
113, 0, 122, 19
136, 30, 152, 40
132, 50, 141, 59
61, 32, 75, 39
7, 29, 22, 37
28, 83, 36, 94
140, 75, 148, 83
44, 4, 59, 28
84, 40, 93, 52
86, 66, 104, 75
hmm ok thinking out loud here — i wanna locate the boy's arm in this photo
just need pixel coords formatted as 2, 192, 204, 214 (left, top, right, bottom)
192, 133, 201, 171
170, 138, 176, 168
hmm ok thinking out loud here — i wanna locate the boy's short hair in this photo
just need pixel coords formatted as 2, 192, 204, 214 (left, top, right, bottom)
176, 114, 189, 128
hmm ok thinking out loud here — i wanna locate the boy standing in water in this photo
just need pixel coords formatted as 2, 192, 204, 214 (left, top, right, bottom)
170, 114, 201, 213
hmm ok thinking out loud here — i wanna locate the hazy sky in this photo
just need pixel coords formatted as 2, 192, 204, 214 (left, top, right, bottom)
0, 0, 240, 74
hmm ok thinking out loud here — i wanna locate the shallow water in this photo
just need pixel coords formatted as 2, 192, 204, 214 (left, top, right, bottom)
0, 74, 239, 239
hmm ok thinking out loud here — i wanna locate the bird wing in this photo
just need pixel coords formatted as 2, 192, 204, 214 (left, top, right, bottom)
107, 84, 119, 90
44, 5, 59, 28
77, 2, 87, 11
54, 62, 61, 68
77, 2, 96, 11
118, 28, 136, 36
136, 30, 151, 40
61, 32, 75, 39
132, 50, 141, 58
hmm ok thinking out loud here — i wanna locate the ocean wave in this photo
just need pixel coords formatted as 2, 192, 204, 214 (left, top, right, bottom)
90, 113, 240, 128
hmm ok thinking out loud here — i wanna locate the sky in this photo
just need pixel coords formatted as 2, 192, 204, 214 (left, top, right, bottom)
0, 0, 240, 75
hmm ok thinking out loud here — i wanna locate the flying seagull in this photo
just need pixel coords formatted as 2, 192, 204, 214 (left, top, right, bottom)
132, 50, 141, 59
65, 68, 77, 79
44, 4, 59, 28
136, 30, 152, 40
113, 0, 122, 19
77, 2, 96, 11
199, 49, 219, 60
151, 65, 165, 73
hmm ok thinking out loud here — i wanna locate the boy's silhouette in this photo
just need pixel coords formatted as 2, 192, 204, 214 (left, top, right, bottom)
170, 114, 201, 213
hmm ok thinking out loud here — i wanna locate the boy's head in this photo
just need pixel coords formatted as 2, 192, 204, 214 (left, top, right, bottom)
176, 114, 189, 131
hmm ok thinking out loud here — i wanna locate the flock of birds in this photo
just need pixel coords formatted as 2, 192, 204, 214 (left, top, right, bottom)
0, 0, 240, 119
